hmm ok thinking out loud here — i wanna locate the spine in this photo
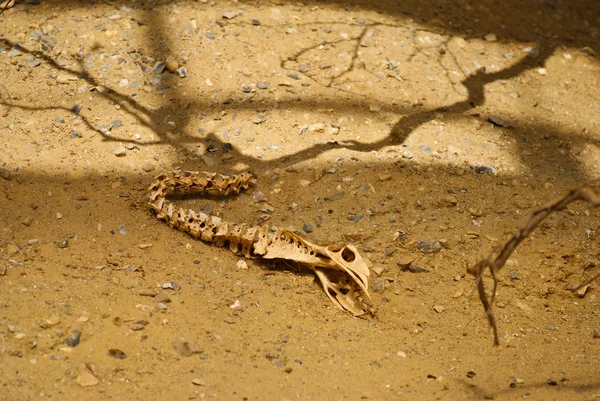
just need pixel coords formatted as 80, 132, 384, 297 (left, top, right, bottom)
148, 171, 262, 258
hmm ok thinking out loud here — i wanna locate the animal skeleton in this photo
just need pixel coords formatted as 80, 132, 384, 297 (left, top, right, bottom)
148, 171, 372, 316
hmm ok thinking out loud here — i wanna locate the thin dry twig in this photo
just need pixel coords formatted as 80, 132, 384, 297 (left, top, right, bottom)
467, 178, 600, 345
0, 0, 16, 17
572, 270, 600, 292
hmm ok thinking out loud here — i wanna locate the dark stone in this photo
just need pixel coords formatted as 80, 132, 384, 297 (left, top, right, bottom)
70, 104, 82, 114
348, 214, 364, 222
107, 348, 127, 359
324, 191, 344, 201
416, 240, 441, 253
65, 329, 81, 347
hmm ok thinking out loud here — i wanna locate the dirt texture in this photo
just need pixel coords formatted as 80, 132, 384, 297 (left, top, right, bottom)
1, 0, 600, 400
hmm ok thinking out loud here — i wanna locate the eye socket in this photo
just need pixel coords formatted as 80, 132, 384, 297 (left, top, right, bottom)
341, 247, 356, 263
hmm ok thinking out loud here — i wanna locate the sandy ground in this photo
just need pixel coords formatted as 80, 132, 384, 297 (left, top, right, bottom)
1, 0, 600, 400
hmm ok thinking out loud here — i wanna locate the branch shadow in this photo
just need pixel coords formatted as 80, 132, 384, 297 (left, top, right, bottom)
0, 0, 598, 179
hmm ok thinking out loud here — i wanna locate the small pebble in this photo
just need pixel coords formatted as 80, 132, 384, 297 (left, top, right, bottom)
309, 123, 324, 132
76, 370, 99, 387
384, 248, 397, 257
141, 163, 154, 172
65, 330, 81, 347
152, 62, 166, 73
173, 336, 202, 357
154, 293, 171, 303
252, 115, 266, 124
7, 243, 19, 256
26, 59, 42, 68
348, 214, 364, 222
302, 223, 313, 233
222, 11, 238, 19
372, 279, 385, 293
113, 146, 127, 157
0, 168, 11, 180
162, 281, 182, 290
468, 207, 483, 217
56, 75, 71, 84
407, 265, 429, 273
77, 313, 90, 322
8, 47, 22, 57
486, 115, 514, 128
107, 348, 127, 359
371, 265, 386, 276
417, 240, 441, 253
444, 195, 458, 206
396, 256, 414, 269
165, 60, 179, 72
70, 104, 83, 114
324, 192, 344, 201
473, 165, 496, 175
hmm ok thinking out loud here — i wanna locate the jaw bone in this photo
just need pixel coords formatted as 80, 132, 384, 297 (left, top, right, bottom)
257, 228, 371, 315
